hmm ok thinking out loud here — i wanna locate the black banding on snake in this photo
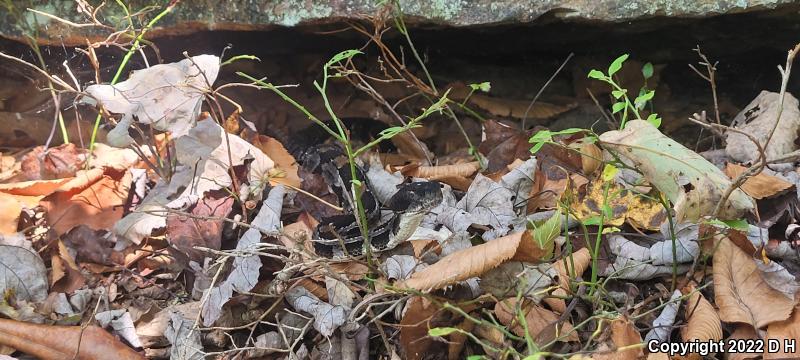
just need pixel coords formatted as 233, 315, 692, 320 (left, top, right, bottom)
269, 119, 443, 258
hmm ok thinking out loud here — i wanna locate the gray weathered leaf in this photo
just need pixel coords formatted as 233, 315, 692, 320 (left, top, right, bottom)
165, 309, 204, 360
95, 309, 142, 348
201, 186, 285, 326
0, 244, 47, 303
644, 290, 682, 343
286, 286, 347, 337
113, 118, 274, 246
85, 55, 220, 147
726, 91, 800, 164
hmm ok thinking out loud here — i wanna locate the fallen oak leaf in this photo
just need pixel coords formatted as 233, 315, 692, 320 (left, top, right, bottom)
0, 318, 144, 360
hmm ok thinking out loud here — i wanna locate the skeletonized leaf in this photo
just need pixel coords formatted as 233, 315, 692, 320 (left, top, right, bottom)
399, 228, 555, 292
713, 237, 796, 329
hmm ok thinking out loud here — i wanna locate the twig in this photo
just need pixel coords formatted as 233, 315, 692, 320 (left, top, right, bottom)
710, 43, 800, 218
522, 53, 574, 129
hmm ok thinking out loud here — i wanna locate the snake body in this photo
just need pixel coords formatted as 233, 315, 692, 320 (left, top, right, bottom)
278, 120, 442, 258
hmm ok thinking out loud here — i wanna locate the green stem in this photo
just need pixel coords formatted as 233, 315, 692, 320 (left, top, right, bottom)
88, 2, 177, 158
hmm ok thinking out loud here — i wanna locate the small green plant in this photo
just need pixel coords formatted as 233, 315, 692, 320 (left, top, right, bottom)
240, 49, 448, 265
588, 54, 661, 129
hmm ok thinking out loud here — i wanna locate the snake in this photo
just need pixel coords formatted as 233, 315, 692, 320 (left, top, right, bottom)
275, 119, 443, 258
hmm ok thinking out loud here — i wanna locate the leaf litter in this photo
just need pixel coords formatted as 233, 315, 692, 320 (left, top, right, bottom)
3, 15, 800, 360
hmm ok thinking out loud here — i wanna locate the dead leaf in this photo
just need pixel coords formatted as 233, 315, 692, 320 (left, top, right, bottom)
41, 168, 131, 235
84, 55, 220, 147
644, 290, 682, 343
726, 91, 800, 164
166, 190, 234, 264
593, 316, 644, 360
247, 133, 301, 188
571, 174, 666, 231
50, 240, 86, 294
764, 304, 800, 359
724, 163, 794, 199
114, 117, 273, 245
20, 144, 86, 181
726, 324, 762, 360
0, 196, 21, 235
399, 296, 439, 360
681, 285, 723, 344
0, 244, 48, 303
554, 247, 591, 292
285, 285, 346, 337
713, 236, 796, 329
600, 120, 754, 221
494, 298, 578, 343
62, 225, 115, 265
399, 229, 553, 292
0, 318, 144, 360
448, 82, 577, 120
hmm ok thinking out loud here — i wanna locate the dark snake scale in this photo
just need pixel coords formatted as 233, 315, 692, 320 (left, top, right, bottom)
274, 120, 443, 258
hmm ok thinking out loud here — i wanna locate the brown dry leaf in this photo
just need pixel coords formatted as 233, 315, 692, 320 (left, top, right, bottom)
0, 195, 21, 235
448, 82, 577, 120
592, 316, 644, 360
0, 318, 144, 360
49, 240, 86, 293
553, 247, 592, 292
399, 296, 440, 360
62, 226, 116, 265
20, 144, 86, 181
764, 304, 800, 359
681, 285, 723, 344
477, 120, 532, 173
713, 236, 796, 329
166, 190, 234, 264
278, 214, 315, 254
447, 318, 475, 360
494, 298, 578, 343
248, 134, 301, 188
0, 178, 73, 235
571, 174, 666, 231
724, 163, 794, 200
41, 168, 131, 235
399, 230, 552, 292
726, 324, 762, 360
398, 162, 480, 180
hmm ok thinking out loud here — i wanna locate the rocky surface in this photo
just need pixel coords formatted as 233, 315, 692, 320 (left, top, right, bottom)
1, 0, 796, 45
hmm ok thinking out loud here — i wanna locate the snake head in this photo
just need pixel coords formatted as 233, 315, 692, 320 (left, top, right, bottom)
387, 181, 443, 213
